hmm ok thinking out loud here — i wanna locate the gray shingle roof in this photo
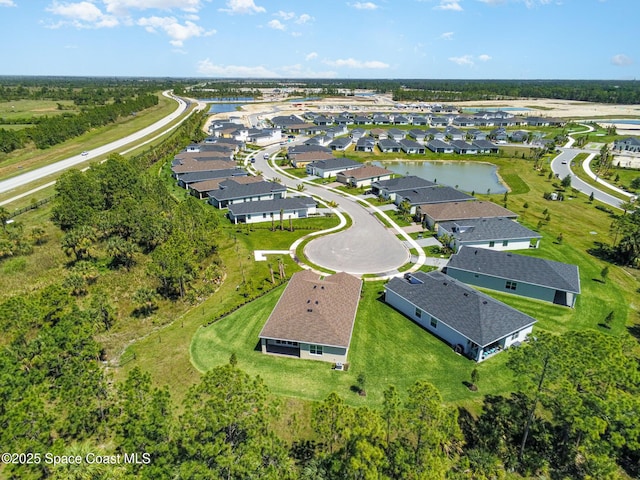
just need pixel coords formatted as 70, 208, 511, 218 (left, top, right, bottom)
397, 186, 475, 205
447, 247, 581, 294
385, 271, 536, 346
176, 168, 247, 184
228, 197, 316, 216
439, 217, 542, 242
373, 175, 436, 192
308, 157, 361, 171
208, 180, 286, 201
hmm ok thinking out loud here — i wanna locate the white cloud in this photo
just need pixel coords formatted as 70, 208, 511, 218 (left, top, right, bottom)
267, 19, 285, 30
0, 0, 16, 6
296, 13, 312, 24
350, 2, 379, 9
281, 64, 337, 78
46, 1, 119, 28
478, 0, 553, 6
611, 54, 633, 66
291, 31, 302, 37
440, 31, 454, 40
138, 15, 214, 46
324, 58, 389, 69
478, 54, 492, 61
435, 0, 463, 11
103, 0, 204, 15
275, 10, 295, 20
449, 55, 474, 66
220, 0, 265, 15
197, 58, 278, 77
305, 52, 318, 61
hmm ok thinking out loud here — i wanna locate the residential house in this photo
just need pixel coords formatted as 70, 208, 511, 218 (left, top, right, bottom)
188, 175, 264, 200
306, 157, 362, 178
270, 115, 314, 133
355, 137, 376, 152
326, 125, 348, 137
176, 168, 247, 189
412, 115, 429, 126
247, 128, 282, 145
171, 159, 237, 177
418, 200, 517, 230
384, 271, 536, 362
453, 116, 477, 127
288, 150, 335, 169
425, 128, 445, 141
378, 139, 403, 153
472, 139, 500, 154
208, 180, 287, 209
426, 139, 454, 154
444, 247, 581, 308
373, 113, 391, 125
614, 137, 640, 153
408, 129, 427, 143
328, 137, 352, 151
467, 129, 487, 141
445, 126, 465, 141
369, 128, 388, 140
227, 197, 317, 224
393, 115, 410, 125
350, 128, 367, 140
437, 217, 542, 252
259, 270, 363, 364
387, 129, 406, 141
371, 175, 436, 201
451, 140, 479, 155
336, 165, 393, 188
509, 130, 529, 143
306, 135, 333, 147
430, 116, 449, 127
354, 115, 373, 125
399, 138, 426, 154
489, 128, 508, 142
395, 186, 475, 215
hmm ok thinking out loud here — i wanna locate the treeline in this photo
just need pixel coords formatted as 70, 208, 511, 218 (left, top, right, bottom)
392, 79, 640, 104
0, 94, 158, 153
1, 330, 637, 479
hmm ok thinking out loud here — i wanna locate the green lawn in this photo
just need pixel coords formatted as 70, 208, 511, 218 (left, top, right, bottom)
190, 281, 516, 410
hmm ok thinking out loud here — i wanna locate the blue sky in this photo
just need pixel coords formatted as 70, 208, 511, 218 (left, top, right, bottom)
0, 0, 637, 79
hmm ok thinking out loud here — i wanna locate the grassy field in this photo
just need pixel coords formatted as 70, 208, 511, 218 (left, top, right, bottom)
0, 93, 177, 182
0, 99, 77, 120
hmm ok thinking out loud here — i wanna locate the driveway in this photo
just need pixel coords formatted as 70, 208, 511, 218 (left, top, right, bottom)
253, 146, 409, 275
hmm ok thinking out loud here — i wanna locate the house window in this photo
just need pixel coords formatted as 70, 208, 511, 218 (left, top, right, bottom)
489, 241, 495, 247
263, 213, 267, 218
506, 281, 517, 291
511, 331, 519, 341
415, 307, 422, 319
309, 344, 323, 356
430, 317, 438, 328
502, 240, 509, 247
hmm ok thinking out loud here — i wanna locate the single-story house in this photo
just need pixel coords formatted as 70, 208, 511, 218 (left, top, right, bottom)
384, 271, 536, 362
408, 129, 427, 143
259, 270, 363, 364
430, 116, 449, 127
452, 116, 477, 127
467, 129, 487, 141
387, 129, 406, 141
419, 200, 517, 230
373, 114, 391, 125
509, 130, 529, 143
335, 165, 394, 188
427, 139, 454, 154
472, 140, 500, 154
412, 116, 429, 126
328, 137, 353, 151
306, 135, 333, 147
378, 138, 403, 153
288, 150, 335, 169
451, 140, 479, 155
227, 197, 317, 224
270, 115, 314, 133
445, 127, 465, 141
395, 186, 475, 214
369, 128, 388, 140
327, 125, 348, 137
188, 175, 264, 200
371, 175, 436, 201
354, 115, 373, 125
176, 168, 248, 189
444, 247, 581, 308
490, 128, 508, 142
614, 137, 640, 153
437, 217, 542, 252
171, 159, 237, 176
208, 180, 287, 209
399, 138, 426, 154
355, 137, 376, 152
350, 128, 367, 140
425, 128, 445, 140
306, 157, 362, 178
393, 115, 410, 125
247, 128, 282, 145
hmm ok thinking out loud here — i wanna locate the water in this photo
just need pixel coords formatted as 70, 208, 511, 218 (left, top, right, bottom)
372, 160, 507, 194
590, 118, 640, 125
208, 103, 245, 114
199, 97, 255, 102
288, 97, 321, 102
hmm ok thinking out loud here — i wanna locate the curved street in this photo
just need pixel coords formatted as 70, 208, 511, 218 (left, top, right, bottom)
252, 144, 411, 275
0, 91, 193, 196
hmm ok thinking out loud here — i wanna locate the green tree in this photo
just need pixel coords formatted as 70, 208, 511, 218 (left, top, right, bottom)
561, 174, 572, 189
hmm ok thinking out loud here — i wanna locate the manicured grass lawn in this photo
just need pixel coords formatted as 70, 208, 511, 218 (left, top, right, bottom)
191, 281, 516, 410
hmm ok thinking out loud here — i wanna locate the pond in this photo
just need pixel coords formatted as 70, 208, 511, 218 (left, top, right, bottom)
208, 103, 246, 114
372, 160, 507, 194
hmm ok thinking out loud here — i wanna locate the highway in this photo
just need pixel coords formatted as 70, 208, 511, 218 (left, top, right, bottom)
0, 91, 194, 197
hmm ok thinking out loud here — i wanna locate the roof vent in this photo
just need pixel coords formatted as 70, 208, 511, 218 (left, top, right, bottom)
307, 308, 313, 312
443, 282, 448, 286
463, 293, 469, 297
482, 301, 488, 305
321, 286, 325, 290
315, 300, 318, 305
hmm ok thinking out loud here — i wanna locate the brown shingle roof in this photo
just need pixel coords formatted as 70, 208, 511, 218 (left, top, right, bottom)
174, 151, 233, 162
419, 201, 517, 222
189, 175, 264, 193
171, 159, 237, 174
339, 165, 393, 180
259, 271, 362, 348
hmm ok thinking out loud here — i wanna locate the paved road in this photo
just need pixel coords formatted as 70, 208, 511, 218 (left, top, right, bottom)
253, 145, 409, 275
551, 148, 625, 209
0, 91, 191, 196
